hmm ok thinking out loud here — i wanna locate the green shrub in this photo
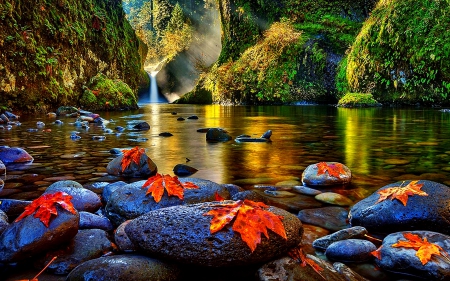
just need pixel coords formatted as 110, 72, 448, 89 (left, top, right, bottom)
337, 93, 380, 107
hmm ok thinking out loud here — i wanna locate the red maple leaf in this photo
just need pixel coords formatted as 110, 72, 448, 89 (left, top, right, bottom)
392, 232, 450, 265
375, 180, 428, 206
316, 162, 346, 178
203, 200, 287, 252
288, 246, 325, 279
15, 192, 77, 227
215, 191, 225, 201
121, 146, 145, 172
371, 245, 383, 260
142, 173, 199, 202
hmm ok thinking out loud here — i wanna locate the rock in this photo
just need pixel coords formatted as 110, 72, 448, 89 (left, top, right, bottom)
0, 205, 79, 262
66, 254, 181, 281
231, 190, 270, 204
0, 179, 3, 192
261, 130, 272, 139
196, 128, 211, 133
187, 115, 199, 119
132, 122, 150, 131
79, 211, 113, 231
206, 128, 232, 142
376, 231, 450, 280
315, 192, 353, 206
0, 114, 10, 123
115, 126, 125, 132
220, 183, 245, 198
313, 226, 368, 251
106, 153, 157, 178
325, 239, 377, 263
298, 207, 350, 232
171, 112, 177, 115
258, 256, 345, 281
333, 262, 370, 281
0, 146, 34, 164
109, 148, 122, 155
45, 181, 102, 213
56, 106, 79, 116
82, 181, 110, 194
159, 132, 173, 137
263, 190, 297, 198
177, 117, 185, 121
125, 201, 303, 267
173, 164, 198, 176
0, 199, 31, 218
0, 160, 5, 175
114, 220, 136, 252
235, 137, 271, 143
35, 229, 113, 275
101, 181, 127, 205
4, 111, 19, 120
105, 178, 231, 226
349, 180, 450, 234
292, 185, 322, 196
0, 210, 8, 235
302, 162, 352, 187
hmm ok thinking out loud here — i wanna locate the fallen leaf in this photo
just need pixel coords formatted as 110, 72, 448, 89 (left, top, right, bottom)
288, 246, 325, 279
215, 191, 225, 201
316, 162, 346, 178
392, 232, 450, 265
121, 146, 145, 172
371, 245, 383, 260
375, 180, 428, 206
15, 256, 57, 281
203, 199, 287, 252
15, 192, 77, 227
142, 173, 199, 202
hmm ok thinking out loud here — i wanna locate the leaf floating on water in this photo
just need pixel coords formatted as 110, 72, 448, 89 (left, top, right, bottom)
204, 199, 287, 252
142, 173, 199, 202
375, 180, 428, 206
14, 192, 77, 227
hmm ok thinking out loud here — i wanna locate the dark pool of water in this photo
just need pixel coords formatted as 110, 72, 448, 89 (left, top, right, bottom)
1, 104, 450, 203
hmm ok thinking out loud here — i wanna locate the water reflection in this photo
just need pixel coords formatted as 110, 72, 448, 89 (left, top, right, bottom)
2, 105, 450, 200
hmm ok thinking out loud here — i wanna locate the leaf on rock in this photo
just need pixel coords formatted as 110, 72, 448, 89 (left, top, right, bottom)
121, 146, 145, 172
288, 246, 325, 279
203, 199, 287, 252
142, 173, 199, 203
375, 180, 428, 206
15, 192, 76, 227
215, 191, 225, 201
371, 245, 383, 260
316, 162, 346, 178
392, 232, 450, 265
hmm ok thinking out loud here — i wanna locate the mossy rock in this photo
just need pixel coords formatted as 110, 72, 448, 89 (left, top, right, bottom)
344, 0, 450, 105
337, 93, 381, 108
80, 73, 138, 111
172, 87, 212, 105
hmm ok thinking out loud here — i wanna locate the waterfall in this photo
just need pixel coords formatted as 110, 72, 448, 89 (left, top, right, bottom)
149, 71, 159, 103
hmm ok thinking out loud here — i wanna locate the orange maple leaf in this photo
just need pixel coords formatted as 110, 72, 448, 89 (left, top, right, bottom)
392, 232, 450, 265
288, 246, 324, 279
316, 162, 346, 178
121, 146, 145, 172
15, 192, 77, 227
203, 199, 287, 252
375, 180, 428, 206
371, 245, 383, 260
142, 173, 199, 202
215, 191, 225, 201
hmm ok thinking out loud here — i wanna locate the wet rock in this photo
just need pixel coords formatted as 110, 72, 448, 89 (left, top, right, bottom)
54, 119, 63, 125
221, 183, 245, 198
325, 239, 376, 263
231, 190, 269, 204
115, 126, 125, 132
0, 179, 3, 192
177, 117, 185, 121
0, 160, 5, 175
235, 137, 271, 143
82, 181, 110, 194
313, 226, 368, 251
315, 192, 353, 206
173, 164, 198, 176
66, 254, 181, 281
132, 122, 150, 131
206, 128, 232, 142
302, 162, 352, 187
45, 180, 102, 213
125, 201, 303, 267
298, 207, 350, 232
4, 111, 19, 120
0, 199, 31, 218
106, 152, 157, 178
56, 106, 79, 116
263, 190, 297, 198
0, 146, 34, 164
333, 262, 370, 281
159, 132, 173, 137
258, 256, 344, 281
79, 211, 113, 231
171, 112, 177, 115
292, 185, 322, 196
349, 180, 450, 234
114, 220, 136, 252
376, 231, 450, 280
35, 229, 113, 275
196, 128, 211, 133
187, 115, 199, 119
0, 114, 9, 123
101, 181, 127, 205
261, 130, 272, 139
0, 205, 79, 262
0, 210, 8, 235
105, 178, 231, 226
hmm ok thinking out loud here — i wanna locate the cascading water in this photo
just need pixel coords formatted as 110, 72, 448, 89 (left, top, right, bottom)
149, 71, 159, 103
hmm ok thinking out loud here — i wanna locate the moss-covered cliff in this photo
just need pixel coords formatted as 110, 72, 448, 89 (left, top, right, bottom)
341, 0, 450, 105
0, 0, 145, 113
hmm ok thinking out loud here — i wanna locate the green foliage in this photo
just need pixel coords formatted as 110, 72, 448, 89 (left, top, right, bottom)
337, 93, 380, 107
345, 0, 450, 105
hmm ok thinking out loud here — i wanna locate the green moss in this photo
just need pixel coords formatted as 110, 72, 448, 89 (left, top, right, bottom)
173, 87, 212, 104
337, 93, 380, 107
344, 0, 450, 105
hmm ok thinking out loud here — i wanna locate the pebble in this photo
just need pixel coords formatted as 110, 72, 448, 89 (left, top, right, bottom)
325, 239, 377, 263
315, 192, 353, 206
292, 185, 322, 196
